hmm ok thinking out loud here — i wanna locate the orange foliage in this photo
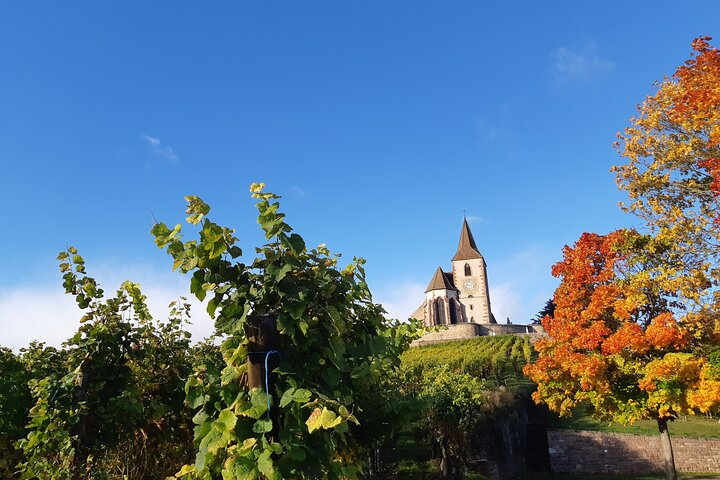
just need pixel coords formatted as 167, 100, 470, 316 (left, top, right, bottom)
530, 36, 720, 426
645, 313, 688, 350
602, 322, 648, 355
671, 37, 720, 148
639, 354, 703, 393
672, 37, 720, 196
525, 229, 720, 423
616, 36, 720, 211
545, 231, 627, 348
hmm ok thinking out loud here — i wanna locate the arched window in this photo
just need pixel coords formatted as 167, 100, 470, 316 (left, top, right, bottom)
464, 263, 472, 276
449, 298, 459, 325
433, 298, 446, 325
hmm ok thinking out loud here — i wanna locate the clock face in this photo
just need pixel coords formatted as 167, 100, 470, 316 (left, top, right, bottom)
463, 280, 475, 291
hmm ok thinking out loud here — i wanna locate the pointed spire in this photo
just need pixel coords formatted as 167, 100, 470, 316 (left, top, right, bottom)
425, 266, 457, 292
452, 218, 482, 261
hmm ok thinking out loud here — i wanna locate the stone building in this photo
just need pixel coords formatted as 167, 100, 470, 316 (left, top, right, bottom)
411, 219, 544, 346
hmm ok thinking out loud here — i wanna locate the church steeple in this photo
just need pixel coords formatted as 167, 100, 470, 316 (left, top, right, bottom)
452, 218, 482, 261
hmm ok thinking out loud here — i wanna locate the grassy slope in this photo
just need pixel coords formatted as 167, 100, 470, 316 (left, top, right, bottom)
550, 406, 720, 439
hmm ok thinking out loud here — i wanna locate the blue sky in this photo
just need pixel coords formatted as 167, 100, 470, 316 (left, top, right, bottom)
2, 2, 719, 348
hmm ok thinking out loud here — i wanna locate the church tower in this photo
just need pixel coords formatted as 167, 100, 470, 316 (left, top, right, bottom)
451, 219, 495, 324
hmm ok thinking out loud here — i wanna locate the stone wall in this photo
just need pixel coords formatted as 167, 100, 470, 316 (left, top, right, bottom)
479, 324, 545, 336
548, 429, 720, 474
411, 323, 546, 347
467, 405, 530, 480
411, 323, 482, 346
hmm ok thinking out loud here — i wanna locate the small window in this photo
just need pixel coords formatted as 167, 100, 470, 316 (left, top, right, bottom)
464, 263, 471, 276
470, 305, 474, 310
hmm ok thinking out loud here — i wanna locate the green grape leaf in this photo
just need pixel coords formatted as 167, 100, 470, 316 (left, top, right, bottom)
253, 418, 272, 433
279, 387, 295, 408
257, 449, 279, 480
223, 456, 257, 480
306, 407, 342, 433
292, 388, 311, 403
218, 408, 237, 432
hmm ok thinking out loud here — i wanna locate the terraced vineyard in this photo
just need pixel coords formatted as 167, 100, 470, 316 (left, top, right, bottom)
401, 334, 536, 388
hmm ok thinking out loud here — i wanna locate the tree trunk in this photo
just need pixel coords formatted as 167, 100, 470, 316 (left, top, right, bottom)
439, 445, 465, 480
374, 447, 381, 478
657, 418, 677, 480
366, 447, 381, 479
440, 445, 449, 478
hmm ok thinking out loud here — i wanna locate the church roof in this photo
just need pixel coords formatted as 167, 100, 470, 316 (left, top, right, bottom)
452, 218, 483, 261
410, 301, 426, 321
425, 266, 457, 292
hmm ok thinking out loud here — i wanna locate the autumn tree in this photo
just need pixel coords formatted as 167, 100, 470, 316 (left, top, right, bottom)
525, 230, 720, 480
527, 36, 720, 480
612, 36, 720, 478
614, 36, 720, 315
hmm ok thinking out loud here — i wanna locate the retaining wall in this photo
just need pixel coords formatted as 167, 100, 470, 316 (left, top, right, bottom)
411, 323, 545, 347
548, 429, 720, 474
411, 323, 483, 346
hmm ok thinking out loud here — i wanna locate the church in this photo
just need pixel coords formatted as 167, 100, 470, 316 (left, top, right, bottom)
411, 219, 543, 345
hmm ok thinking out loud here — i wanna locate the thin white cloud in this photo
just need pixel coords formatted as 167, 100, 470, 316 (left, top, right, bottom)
464, 214, 483, 224
489, 283, 523, 324
376, 281, 426, 322
290, 185, 307, 198
140, 135, 179, 162
551, 43, 616, 85
0, 289, 82, 350
474, 117, 518, 144
141, 135, 161, 148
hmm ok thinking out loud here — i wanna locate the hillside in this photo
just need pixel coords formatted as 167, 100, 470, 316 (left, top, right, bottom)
401, 334, 535, 389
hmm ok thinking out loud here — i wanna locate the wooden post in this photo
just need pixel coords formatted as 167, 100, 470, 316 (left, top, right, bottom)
245, 314, 280, 438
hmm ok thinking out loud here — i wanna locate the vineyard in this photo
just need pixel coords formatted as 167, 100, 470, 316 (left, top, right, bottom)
401, 335, 535, 388
387, 334, 538, 479
0, 187, 432, 480
0, 185, 542, 480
